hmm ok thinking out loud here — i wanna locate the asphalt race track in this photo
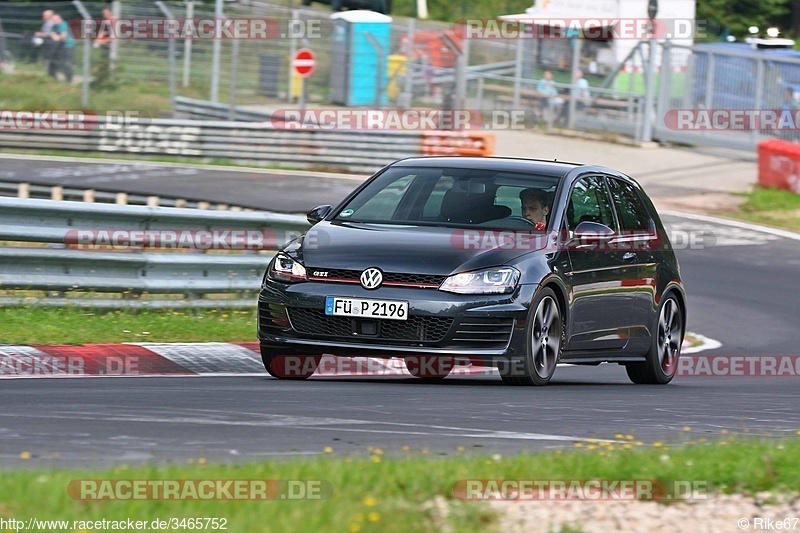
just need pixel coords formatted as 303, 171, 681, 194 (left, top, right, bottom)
2, 157, 800, 466
0, 156, 365, 212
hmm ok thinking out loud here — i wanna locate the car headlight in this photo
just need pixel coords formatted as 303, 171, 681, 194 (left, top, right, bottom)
439, 267, 520, 295
267, 253, 307, 283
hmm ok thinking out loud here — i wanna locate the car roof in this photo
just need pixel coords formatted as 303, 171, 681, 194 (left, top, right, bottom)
391, 156, 582, 176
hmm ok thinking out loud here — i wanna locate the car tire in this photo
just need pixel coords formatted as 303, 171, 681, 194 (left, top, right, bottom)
625, 293, 683, 385
261, 347, 320, 380
499, 287, 563, 386
404, 356, 453, 380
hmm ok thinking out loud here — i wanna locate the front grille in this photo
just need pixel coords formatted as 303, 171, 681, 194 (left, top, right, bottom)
259, 304, 291, 332
307, 268, 445, 288
451, 317, 515, 349
287, 307, 453, 343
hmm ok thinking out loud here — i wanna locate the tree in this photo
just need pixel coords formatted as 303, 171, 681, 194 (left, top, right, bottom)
696, 0, 791, 40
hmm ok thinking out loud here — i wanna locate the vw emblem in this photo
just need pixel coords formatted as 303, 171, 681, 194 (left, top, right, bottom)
360, 268, 383, 290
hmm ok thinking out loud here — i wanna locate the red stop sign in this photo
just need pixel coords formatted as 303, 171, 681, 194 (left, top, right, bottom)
293, 49, 316, 78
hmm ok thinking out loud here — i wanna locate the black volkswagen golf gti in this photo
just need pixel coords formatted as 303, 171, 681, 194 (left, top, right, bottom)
258, 157, 686, 386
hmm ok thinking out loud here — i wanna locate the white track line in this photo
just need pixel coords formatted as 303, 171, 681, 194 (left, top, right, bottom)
663, 210, 800, 242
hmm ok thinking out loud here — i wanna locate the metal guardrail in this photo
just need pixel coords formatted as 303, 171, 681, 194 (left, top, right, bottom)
0, 179, 250, 210
0, 115, 495, 173
0, 197, 310, 307
174, 97, 276, 122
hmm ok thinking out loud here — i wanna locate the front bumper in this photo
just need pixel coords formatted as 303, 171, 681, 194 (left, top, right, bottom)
258, 279, 536, 362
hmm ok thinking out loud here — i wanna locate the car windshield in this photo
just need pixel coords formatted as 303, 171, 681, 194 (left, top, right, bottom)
333, 166, 563, 230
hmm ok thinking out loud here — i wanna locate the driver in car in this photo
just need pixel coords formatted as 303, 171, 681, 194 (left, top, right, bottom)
519, 188, 550, 230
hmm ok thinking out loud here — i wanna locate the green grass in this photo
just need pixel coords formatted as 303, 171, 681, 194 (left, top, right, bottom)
0, 307, 256, 345
724, 186, 800, 232
2, 439, 800, 532
0, 67, 178, 117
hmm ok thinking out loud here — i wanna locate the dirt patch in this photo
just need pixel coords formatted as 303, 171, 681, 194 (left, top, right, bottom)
490, 492, 800, 533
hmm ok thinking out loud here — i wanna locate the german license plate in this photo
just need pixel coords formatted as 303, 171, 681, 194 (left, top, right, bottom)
325, 296, 408, 321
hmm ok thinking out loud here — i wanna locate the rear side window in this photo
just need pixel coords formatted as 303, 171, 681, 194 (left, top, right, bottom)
566, 176, 616, 231
607, 178, 652, 232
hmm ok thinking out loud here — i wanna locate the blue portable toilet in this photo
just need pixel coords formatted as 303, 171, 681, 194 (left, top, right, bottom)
329, 10, 392, 107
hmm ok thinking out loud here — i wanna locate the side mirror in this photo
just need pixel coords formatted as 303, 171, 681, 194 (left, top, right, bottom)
569, 221, 615, 249
307, 205, 333, 225
574, 221, 614, 239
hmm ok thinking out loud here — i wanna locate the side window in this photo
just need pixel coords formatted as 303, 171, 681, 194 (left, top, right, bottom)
607, 178, 653, 233
566, 176, 616, 231
349, 174, 415, 221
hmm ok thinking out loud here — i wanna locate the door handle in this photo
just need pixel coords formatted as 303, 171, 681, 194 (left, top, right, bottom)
622, 252, 636, 261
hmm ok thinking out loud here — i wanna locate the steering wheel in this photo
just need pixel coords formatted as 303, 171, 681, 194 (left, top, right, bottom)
504, 216, 539, 229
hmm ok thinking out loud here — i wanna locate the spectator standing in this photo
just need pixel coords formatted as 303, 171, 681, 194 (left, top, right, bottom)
49, 14, 75, 83
31, 10, 55, 68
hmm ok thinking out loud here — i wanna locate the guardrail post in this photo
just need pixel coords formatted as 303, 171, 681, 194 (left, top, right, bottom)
18, 183, 30, 199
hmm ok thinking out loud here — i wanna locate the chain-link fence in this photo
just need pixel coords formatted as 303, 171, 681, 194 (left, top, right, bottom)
5, 1, 799, 149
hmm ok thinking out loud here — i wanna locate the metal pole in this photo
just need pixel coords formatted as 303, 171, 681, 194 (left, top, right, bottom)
288, 9, 298, 102
182, 0, 194, 88
752, 57, 765, 144
655, 42, 673, 143
210, 0, 223, 102
229, 39, 239, 121
704, 52, 715, 110
364, 33, 385, 107
567, 36, 582, 129
401, 17, 414, 108
513, 30, 524, 108
72, 0, 91, 107
462, 32, 470, 106
110, 0, 120, 74
155, 2, 176, 117
641, 40, 658, 143
299, 78, 305, 111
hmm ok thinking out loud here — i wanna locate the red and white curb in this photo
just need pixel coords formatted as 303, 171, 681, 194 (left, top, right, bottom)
0, 334, 717, 379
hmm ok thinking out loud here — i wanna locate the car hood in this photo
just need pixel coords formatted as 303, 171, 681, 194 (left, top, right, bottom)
297, 221, 548, 275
